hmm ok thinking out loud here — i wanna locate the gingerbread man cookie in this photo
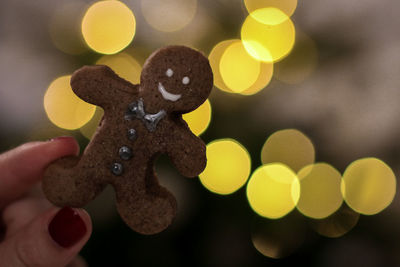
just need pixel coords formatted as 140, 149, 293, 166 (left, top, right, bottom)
42, 46, 213, 234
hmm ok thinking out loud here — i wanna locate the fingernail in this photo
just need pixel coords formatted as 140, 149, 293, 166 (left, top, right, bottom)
48, 207, 87, 248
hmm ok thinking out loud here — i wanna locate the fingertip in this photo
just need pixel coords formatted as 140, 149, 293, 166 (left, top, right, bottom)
48, 136, 80, 157
0, 138, 81, 207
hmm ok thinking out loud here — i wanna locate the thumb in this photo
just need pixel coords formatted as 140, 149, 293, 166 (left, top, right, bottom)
0, 207, 92, 267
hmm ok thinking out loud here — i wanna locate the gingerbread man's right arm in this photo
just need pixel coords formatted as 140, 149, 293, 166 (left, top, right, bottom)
71, 65, 138, 109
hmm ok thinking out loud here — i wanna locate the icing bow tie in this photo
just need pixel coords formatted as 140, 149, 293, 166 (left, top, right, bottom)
125, 99, 166, 132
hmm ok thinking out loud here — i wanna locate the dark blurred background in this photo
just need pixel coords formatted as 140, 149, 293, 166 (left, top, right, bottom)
1, 0, 400, 266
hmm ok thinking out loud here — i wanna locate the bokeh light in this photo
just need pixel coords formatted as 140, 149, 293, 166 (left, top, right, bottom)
80, 107, 104, 139
239, 61, 273, 95
342, 158, 396, 215
182, 99, 212, 136
49, 1, 88, 55
141, 0, 197, 32
248, 7, 291, 26
208, 39, 237, 93
82, 1, 136, 54
199, 139, 251, 195
251, 215, 306, 259
44, 76, 96, 130
296, 163, 343, 219
209, 39, 273, 95
244, 0, 298, 17
220, 41, 261, 93
274, 32, 318, 84
261, 129, 315, 173
96, 53, 142, 84
311, 205, 360, 238
247, 163, 300, 219
241, 8, 295, 62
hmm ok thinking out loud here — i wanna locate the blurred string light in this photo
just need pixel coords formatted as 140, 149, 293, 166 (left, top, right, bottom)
80, 107, 104, 139
274, 32, 318, 85
207, 0, 300, 95
296, 163, 343, 219
342, 158, 396, 215
199, 139, 251, 195
49, 0, 88, 55
208, 40, 236, 93
141, 0, 197, 32
311, 205, 360, 238
241, 8, 295, 63
208, 39, 273, 95
247, 7, 291, 26
244, 0, 298, 17
96, 53, 142, 84
44, 76, 96, 130
261, 129, 315, 173
220, 41, 261, 93
182, 99, 212, 136
81, 1, 136, 54
240, 61, 274, 95
246, 163, 300, 219
251, 216, 306, 259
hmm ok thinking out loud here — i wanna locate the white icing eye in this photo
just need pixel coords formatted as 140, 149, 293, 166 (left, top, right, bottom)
166, 68, 174, 77
182, 76, 190, 85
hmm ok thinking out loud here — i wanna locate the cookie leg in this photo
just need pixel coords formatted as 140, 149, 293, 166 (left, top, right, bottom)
114, 167, 177, 235
42, 156, 105, 207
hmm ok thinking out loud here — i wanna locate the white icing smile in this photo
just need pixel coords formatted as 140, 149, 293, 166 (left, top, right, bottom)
158, 82, 181, 102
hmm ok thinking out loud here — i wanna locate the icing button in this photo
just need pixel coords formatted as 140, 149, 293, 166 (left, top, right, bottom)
127, 128, 137, 141
125, 99, 145, 121
111, 163, 124, 176
119, 146, 133, 160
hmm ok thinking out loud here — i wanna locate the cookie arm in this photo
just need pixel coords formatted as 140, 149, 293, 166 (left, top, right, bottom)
71, 65, 138, 109
167, 126, 207, 178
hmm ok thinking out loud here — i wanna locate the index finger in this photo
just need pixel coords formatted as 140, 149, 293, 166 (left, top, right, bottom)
0, 137, 79, 209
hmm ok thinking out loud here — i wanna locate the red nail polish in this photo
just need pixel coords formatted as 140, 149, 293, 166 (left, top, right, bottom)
48, 207, 87, 248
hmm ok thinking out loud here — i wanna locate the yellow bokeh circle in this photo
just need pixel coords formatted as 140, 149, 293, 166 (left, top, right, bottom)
219, 41, 261, 93
311, 206, 360, 238
247, 163, 300, 219
249, 7, 291, 26
244, 0, 298, 17
261, 129, 315, 173
296, 163, 343, 219
241, 8, 295, 62
239, 60, 273, 96
251, 217, 305, 259
199, 139, 251, 195
96, 53, 142, 84
342, 158, 396, 215
44, 76, 96, 130
80, 107, 104, 140
209, 39, 273, 95
182, 99, 212, 136
141, 0, 197, 32
208, 39, 237, 93
82, 1, 136, 54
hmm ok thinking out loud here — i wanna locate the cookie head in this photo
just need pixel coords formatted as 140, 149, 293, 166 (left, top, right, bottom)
140, 46, 213, 113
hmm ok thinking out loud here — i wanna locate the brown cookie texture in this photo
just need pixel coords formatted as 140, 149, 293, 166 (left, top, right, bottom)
42, 45, 213, 235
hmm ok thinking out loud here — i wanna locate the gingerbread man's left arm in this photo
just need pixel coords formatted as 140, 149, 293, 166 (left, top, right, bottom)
166, 120, 206, 177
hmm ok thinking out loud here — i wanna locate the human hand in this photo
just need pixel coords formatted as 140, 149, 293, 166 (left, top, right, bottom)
0, 137, 92, 267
